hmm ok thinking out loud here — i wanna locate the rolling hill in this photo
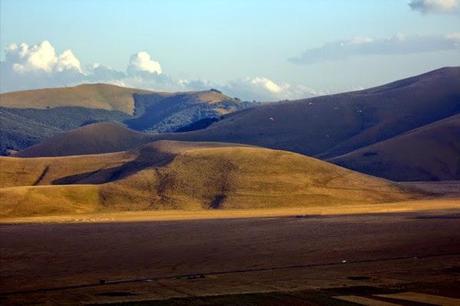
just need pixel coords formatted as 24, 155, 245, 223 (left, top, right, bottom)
0, 106, 130, 155
15, 67, 460, 182
0, 83, 151, 114
0, 109, 61, 155
0, 141, 417, 217
330, 114, 460, 181
16, 122, 156, 157
125, 89, 251, 132
26, 67, 457, 159
0, 85, 253, 154
136, 67, 458, 159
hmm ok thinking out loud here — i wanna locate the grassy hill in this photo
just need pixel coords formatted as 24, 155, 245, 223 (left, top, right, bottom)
0, 141, 417, 217
0, 109, 61, 155
330, 114, 460, 181
15, 68, 460, 182
0, 107, 130, 155
0, 83, 152, 114
0, 85, 253, 154
138, 67, 460, 158
125, 89, 250, 132
16, 122, 156, 157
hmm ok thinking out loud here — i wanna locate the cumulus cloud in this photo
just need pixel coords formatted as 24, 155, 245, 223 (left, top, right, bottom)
220, 77, 317, 101
289, 33, 460, 65
1, 40, 317, 101
6, 40, 81, 73
56, 50, 82, 72
409, 0, 459, 13
1, 41, 85, 92
127, 51, 162, 75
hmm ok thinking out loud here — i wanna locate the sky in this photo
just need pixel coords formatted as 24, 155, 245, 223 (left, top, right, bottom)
0, 0, 459, 101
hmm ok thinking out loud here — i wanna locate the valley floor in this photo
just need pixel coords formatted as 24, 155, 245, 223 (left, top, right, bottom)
1, 198, 460, 225
1, 198, 459, 305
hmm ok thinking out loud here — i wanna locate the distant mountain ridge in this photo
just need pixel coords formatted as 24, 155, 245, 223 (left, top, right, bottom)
143, 66, 457, 159
14, 67, 460, 181
125, 89, 251, 132
0, 85, 253, 154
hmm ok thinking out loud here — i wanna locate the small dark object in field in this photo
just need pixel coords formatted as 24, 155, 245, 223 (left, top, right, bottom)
177, 273, 206, 280
97, 291, 136, 297
348, 276, 371, 281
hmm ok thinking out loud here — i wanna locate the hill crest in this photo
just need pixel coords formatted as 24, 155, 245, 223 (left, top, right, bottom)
0, 140, 417, 217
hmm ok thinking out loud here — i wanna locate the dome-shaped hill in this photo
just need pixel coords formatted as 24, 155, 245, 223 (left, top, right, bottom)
0, 141, 418, 217
0, 83, 152, 114
124, 89, 248, 132
145, 67, 460, 158
16, 122, 155, 157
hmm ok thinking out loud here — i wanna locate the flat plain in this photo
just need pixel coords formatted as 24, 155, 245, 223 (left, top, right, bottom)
1, 197, 459, 305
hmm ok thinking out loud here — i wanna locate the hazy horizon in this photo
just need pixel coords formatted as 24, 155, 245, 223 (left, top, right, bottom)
1, 0, 459, 100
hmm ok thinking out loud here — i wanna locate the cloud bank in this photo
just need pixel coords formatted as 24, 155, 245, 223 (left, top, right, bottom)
127, 51, 162, 75
289, 33, 460, 65
0, 40, 315, 101
409, 0, 459, 13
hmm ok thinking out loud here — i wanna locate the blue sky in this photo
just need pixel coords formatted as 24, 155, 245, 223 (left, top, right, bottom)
1, 0, 459, 100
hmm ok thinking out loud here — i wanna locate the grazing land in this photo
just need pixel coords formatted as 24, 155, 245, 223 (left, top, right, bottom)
1, 203, 459, 305
1, 141, 416, 218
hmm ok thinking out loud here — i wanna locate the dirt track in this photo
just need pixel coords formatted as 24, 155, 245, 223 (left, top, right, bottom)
1, 207, 460, 304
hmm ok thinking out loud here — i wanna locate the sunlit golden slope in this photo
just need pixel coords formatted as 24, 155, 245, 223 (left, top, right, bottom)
0, 141, 416, 217
0, 83, 152, 114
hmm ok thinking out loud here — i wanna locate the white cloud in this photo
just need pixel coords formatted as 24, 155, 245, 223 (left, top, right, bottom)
290, 33, 460, 65
250, 77, 283, 93
1, 40, 318, 101
127, 51, 162, 75
409, 0, 459, 13
86, 63, 126, 82
1, 41, 85, 92
220, 77, 317, 102
56, 50, 82, 73
6, 40, 81, 74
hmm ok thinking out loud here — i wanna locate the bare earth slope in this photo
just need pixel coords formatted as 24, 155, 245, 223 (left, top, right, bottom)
0, 141, 415, 217
330, 114, 460, 181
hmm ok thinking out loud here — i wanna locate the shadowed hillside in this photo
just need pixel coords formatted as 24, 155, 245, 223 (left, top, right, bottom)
16, 122, 156, 157
125, 89, 251, 132
21, 68, 459, 158
0, 85, 254, 154
0, 141, 417, 217
15, 67, 460, 182
134, 67, 459, 158
330, 114, 460, 181
0, 107, 130, 155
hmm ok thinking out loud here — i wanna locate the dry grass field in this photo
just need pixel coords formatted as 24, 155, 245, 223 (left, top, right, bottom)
1, 144, 459, 305
0, 84, 152, 114
1, 140, 418, 218
1, 205, 459, 305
